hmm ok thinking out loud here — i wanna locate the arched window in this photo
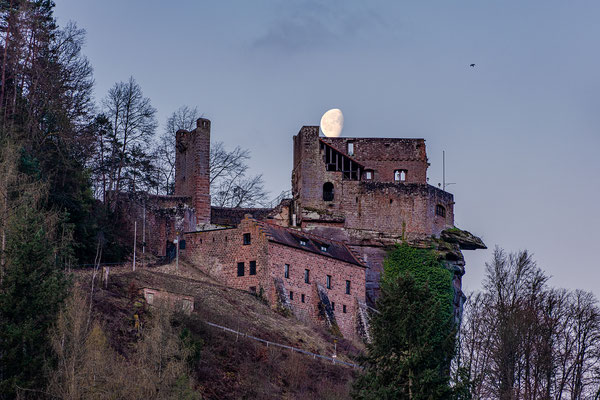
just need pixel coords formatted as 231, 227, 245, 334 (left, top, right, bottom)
436, 204, 446, 218
323, 182, 334, 201
394, 169, 407, 182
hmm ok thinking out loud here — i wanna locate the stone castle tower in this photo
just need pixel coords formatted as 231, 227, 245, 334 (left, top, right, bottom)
174, 118, 212, 224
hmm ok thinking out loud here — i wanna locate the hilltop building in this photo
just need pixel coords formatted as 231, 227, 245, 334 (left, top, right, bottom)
116, 117, 485, 339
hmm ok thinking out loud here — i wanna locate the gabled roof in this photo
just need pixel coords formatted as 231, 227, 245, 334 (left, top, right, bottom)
255, 220, 366, 267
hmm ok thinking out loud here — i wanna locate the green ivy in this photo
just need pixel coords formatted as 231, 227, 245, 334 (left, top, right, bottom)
382, 243, 454, 322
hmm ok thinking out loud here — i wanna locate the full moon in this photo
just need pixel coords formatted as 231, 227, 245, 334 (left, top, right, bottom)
320, 109, 344, 137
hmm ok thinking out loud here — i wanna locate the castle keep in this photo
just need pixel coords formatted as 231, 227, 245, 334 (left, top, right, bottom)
119, 118, 485, 339
290, 126, 460, 303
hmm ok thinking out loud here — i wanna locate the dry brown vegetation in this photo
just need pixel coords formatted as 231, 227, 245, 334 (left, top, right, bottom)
48, 286, 196, 400
64, 262, 360, 399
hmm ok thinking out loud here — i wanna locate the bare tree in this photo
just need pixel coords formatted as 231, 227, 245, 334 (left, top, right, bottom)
152, 106, 268, 205
209, 141, 268, 207
100, 77, 157, 205
212, 172, 268, 208
165, 104, 199, 133
153, 106, 200, 195
460, 248, 600, 400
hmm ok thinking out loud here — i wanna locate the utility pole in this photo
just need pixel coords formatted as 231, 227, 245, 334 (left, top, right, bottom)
132, 220, 137, 271
142, 202, 146, 267
175, 231, 180, 271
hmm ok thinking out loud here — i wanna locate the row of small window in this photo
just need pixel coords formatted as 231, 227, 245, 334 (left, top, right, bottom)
237, 261, 257, 276
363, 169, 407, 181
295, 237, 328, 252
284, 264, 352, 294
288, 291, 348, 313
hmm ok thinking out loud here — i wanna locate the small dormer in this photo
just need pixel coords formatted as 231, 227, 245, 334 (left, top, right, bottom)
347, 141, 354, 156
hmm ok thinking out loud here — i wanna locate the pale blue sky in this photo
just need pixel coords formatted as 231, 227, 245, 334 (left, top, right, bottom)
54, 0, 600, 295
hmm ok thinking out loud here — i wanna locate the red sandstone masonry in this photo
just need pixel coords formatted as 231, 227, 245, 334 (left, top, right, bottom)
175, 118, 211, 224
182, 217, 366, 339
291, 126, 456, 305
321, 137, 429, 184
182, 219, 270, 292
267, 242, 365, 339
113, 193, 195, 258
291, 126, 454, 238
114, 118, 465, 328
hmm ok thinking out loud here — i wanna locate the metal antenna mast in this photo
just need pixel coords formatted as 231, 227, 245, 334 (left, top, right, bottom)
442, 150, 456, 192
443, 150, 445, 191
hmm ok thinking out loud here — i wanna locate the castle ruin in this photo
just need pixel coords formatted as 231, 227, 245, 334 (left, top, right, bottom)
117, 118, 485, 339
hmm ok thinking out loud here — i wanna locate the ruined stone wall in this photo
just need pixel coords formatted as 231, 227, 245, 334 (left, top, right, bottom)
142, 288, 194, 314
347, 245, 387, 305
321, 137, 428, 183
342, 183, 454, 239
292, 126, 454, 239
113, 193, 194, 258
175, 118, 211, 224
267, 242, 366, 339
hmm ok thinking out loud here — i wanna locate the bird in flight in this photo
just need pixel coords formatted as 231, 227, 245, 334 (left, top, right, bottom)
470, 63, 476, 67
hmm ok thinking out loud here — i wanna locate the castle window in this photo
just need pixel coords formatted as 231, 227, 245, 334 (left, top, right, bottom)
343, 305, 347, 313
394, 169, 407, 182
436, 204, 446, 218
284, 264, 290, 279
331, 301, 335, 311
326, 275, 332, 289
146, 292, 154, 305
237, 262, 245, 277
249, 260, 256, 275
320, 244, 329, 252
299, 238, 308, 246
364, 170, 373, 180
304, 269, 310, 284
290, 291, 294, 300
323, 182, 334, 201
243, 233, 251, 245
301, 294, 305, 303
347, 142, 354, 156
345, 280, 351, 294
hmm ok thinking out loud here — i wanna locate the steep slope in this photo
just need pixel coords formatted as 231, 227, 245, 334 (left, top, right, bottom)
83, 263, 361, 399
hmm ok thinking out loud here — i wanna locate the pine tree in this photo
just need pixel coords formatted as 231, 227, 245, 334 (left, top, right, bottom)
0, 195, 70, 398
353, 273, 461, 400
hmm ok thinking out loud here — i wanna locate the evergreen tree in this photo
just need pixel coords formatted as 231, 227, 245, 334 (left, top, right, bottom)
353, 274, 461, 400
353, 244, 471, 400
0, 195, 70, 398
0, 0, 99, 264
